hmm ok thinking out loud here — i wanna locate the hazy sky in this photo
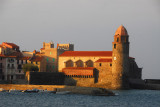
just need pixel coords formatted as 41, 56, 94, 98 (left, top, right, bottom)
0, 0, 160, 79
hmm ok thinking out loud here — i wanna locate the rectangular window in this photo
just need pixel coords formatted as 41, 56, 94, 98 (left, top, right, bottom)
11, 75, 13, 80
26, 60, 27, 64
12, 64, 14, 68
17, 60, 19, 64
99, 63, 102, 67
18, 65, 22, 69
53, 58, 55, 62
21, 60, 23, 64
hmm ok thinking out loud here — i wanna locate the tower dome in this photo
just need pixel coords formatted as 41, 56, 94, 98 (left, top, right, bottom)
115, 25, 128, 36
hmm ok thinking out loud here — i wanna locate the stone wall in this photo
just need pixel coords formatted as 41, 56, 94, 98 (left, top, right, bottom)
64, 77, 95, 87
0, 84, 65, 91
28, 72, 65, 85
129, 58, 142, 79
94, 62, 112, 83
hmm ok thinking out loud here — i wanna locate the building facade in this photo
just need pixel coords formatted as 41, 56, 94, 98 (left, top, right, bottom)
0, 25, 142, 89
0, 43, 21, 82
40, 42, 74, 72
58, 25, 142, 89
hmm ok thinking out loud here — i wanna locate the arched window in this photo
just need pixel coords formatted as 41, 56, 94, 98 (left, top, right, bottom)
114, 44, 116, 49
76, 60, 84, 67
66, 60, 73, 67
117, 37, 119, 42
86, 60, 93, 67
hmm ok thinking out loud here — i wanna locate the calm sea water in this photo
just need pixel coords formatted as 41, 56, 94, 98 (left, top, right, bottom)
0, 90, 160, 107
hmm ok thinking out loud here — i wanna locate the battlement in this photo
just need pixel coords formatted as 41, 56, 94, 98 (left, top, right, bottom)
57, 43, 74, 51
43, 42, 54, 49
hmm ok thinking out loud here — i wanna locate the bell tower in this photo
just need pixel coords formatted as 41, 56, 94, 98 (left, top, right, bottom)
112, 25, 130, 89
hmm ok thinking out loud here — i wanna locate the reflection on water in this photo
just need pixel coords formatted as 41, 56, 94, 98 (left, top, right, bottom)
0, 90, 160, 107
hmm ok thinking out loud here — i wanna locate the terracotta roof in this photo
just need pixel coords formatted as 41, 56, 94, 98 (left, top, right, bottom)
115, 25, 128, 36
36, 52, 40, 54
62, 67, 95, 76
59, 51, 112, 57
63, 67, 95, 70
30, 56, 44, 62
40, 48, 45, 50
18, 57, 31, 60
2, 42, 19, 49
95, 58, 112, 62
0, 54, 16, 58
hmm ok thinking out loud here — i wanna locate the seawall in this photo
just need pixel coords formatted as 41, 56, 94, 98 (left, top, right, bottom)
129, 79, 160, 90
0, 84, 65, 91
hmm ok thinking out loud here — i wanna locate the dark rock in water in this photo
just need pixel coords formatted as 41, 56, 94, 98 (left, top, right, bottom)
56, 86, 115, 96
92, 88, 115, 96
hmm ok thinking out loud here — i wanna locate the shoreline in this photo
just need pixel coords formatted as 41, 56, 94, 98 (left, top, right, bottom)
0, 84, 115, 96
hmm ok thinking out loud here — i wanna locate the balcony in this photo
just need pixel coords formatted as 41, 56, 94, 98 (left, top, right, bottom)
7, 66, 15, 69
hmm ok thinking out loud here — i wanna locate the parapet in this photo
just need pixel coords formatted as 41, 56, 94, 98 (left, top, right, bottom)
57, 43, 74, 51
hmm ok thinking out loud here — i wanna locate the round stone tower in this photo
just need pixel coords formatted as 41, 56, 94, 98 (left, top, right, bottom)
112, 25, 130, 89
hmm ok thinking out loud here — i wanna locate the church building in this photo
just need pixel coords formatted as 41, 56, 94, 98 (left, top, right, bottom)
58, 25, 142, 89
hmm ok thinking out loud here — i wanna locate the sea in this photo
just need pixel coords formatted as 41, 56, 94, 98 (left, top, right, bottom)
0, 90, 160, 107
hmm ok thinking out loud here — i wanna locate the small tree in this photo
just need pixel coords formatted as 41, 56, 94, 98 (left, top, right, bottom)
23, 63, 39, 73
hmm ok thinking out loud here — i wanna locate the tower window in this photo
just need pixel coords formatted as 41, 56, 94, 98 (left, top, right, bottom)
117, 38, 119, 42
114, 44, 116, 49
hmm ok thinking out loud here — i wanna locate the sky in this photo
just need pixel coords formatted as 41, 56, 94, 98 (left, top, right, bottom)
0, 0, 160, 79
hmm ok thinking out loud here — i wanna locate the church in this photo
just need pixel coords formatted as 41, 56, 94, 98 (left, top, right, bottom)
58, 25, 142, 89
0, 25, 142, 89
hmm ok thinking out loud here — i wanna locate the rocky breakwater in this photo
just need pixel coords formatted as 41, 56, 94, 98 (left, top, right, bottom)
0, 84, 115, 96
57, 86, 115, 96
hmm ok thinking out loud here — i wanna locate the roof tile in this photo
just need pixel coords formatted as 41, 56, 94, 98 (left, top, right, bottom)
60, 51, 112, 57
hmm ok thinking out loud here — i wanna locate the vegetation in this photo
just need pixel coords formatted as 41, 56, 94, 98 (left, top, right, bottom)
22, 63, 39, 73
